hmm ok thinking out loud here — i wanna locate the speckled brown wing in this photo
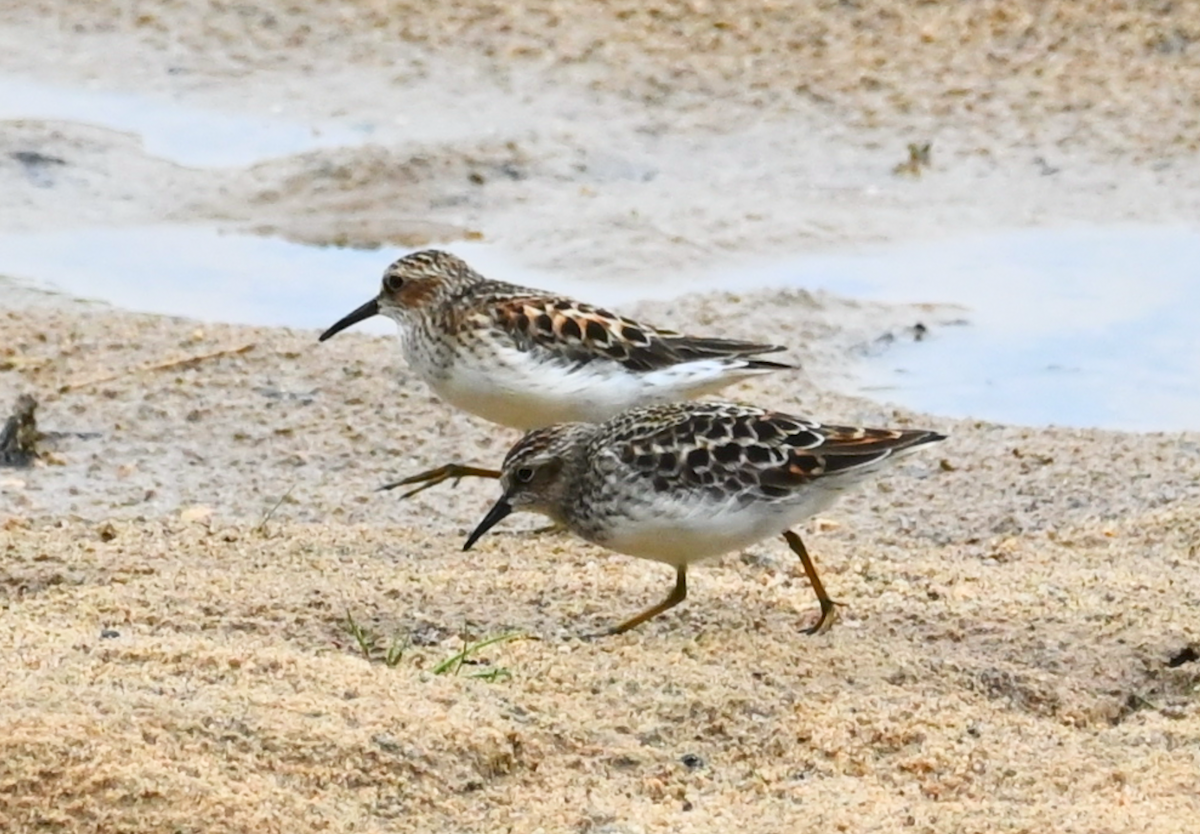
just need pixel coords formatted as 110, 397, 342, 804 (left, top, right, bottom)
599, 402, 944, 500
753, 422, 946, 496
489, 296, 792, 371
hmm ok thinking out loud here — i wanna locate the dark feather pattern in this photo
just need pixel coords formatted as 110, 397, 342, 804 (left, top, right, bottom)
487, 296, 792, 372
593, 402, 944, 501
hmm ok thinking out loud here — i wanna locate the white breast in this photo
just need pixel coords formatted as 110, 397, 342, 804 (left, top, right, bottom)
413, 340, 764, 430
591, 486, 843, 568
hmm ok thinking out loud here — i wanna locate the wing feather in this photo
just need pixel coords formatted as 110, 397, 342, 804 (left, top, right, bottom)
490, 297, 792, 372
597, 403, 944, 500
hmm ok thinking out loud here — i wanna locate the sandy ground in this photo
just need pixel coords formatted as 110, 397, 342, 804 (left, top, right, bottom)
2, 2, 1200, 832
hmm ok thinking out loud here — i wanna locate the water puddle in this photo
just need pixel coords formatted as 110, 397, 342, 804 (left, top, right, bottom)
0, 76, 368, 167
745, 225, 1200, 433
0, 226, 402, 333
0, 224, 1196, 433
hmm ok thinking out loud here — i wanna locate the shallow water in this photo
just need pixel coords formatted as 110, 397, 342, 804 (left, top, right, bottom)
0, 76, 368, 167
1, 224, 1196, 433
743, 225, 1200, 433
0, 226, 397, 334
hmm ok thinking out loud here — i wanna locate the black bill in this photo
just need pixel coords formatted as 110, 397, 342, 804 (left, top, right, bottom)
318, 298, 380, 342
462, 498, 513, 551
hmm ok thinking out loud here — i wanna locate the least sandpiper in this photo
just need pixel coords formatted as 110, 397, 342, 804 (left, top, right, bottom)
319, 250, 793, 496
463, 402, 945, 635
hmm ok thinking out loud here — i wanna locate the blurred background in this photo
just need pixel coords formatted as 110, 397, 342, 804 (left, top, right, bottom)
3, 1, 1199, 430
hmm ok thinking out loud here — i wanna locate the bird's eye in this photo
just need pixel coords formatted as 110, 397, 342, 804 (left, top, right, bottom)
383, 273, 405, 293
514, 467, 536, 483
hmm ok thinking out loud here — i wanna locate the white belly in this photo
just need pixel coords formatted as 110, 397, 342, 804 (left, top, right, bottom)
593, 487, 842, 568
431, 359, 629, 428
423, 344, 751, 430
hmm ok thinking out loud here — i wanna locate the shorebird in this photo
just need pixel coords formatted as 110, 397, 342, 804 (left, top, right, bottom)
463, 401, 945, 635
319, 250, 794, 496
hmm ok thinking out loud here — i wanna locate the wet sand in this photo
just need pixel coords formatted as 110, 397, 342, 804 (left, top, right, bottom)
2, 2, 1200, 832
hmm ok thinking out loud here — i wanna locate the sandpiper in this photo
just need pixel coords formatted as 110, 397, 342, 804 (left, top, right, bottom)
463, 401, 945, 635
319, 250, 794, 496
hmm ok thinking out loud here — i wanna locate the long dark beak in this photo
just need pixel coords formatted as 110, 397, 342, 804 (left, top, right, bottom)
463, 498, 513, 551
318, 298, 380, 342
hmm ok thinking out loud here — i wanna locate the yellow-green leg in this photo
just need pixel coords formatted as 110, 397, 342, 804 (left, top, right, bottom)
377, 463, 502, 499
782, 530, 840, 634
608, 565, 688, 635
